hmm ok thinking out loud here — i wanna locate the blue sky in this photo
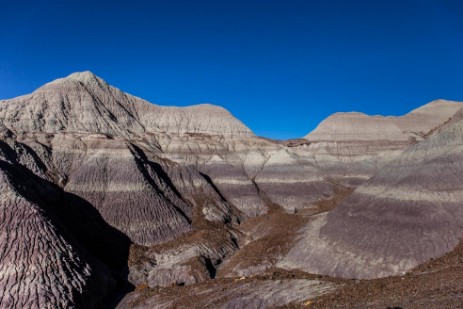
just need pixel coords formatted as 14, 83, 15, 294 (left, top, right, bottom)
1, 0, 463, 139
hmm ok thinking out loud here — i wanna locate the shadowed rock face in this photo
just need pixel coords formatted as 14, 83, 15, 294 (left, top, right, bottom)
0, 139, 123, 309
1, 71, 463, 307
280, 108, 463, 279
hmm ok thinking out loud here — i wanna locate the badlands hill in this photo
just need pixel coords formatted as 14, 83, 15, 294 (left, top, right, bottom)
1, 72, 463, 308
282, 107, 463, 278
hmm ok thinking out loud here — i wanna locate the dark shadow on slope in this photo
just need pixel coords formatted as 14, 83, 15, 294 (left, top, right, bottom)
203, 257, 217, 278
0, 158, 134, 308
129, 144, 185, 199
199, 172, 227, 203
129, 143, 192, 224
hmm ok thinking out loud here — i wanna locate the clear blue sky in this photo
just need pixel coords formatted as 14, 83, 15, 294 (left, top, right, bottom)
1, 0, 463, 139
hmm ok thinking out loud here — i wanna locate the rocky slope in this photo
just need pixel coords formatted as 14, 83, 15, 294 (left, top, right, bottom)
1, 71, 462, 308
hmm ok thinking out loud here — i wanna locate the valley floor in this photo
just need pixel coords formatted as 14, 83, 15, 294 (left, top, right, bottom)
118, 185, 463, 309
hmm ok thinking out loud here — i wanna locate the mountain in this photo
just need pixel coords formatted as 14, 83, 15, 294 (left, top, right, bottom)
0, 72, 254, 308
1, 71, 463, 308
0, 71, 252, 137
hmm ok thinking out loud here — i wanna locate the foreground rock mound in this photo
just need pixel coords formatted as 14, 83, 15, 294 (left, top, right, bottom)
0, 138, 120, 308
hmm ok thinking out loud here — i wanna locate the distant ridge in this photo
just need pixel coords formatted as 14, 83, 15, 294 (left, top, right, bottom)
305, 99, 462, 142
